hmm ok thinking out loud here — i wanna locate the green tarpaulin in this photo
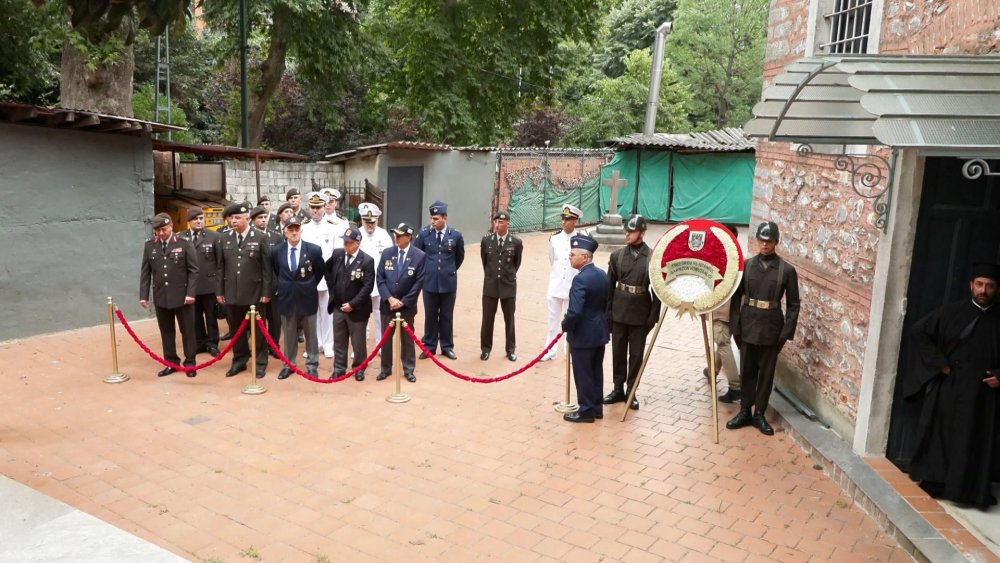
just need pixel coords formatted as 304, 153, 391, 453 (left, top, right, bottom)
508, 171, 601, 232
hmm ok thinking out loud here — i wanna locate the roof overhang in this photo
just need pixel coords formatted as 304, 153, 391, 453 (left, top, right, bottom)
0, 102, 182, 136
744, 54, 1000, 152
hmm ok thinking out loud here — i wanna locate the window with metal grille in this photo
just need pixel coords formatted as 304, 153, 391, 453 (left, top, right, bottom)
822, 0, 873, 53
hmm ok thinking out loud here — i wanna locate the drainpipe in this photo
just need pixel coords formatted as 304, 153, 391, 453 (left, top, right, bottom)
643, 21, 674, 137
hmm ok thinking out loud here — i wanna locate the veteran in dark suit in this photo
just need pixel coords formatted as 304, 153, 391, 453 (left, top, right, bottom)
326, 227, 376, 380
727, 221, 800, 436
140, 213, 200, 377
479, 210, 523, 362
376, 223, 426, 382
178, 208, 221, 357
270, 216, 325, 379
561, 234, 610, 423
217, 202, 275, 378
412, 201, 464, 360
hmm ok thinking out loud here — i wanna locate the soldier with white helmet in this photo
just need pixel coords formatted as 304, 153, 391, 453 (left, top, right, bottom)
300, 191, 342, 358
358, 203, 394, 339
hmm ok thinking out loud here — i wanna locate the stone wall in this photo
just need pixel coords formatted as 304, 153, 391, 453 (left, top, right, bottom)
881, 0, 1000, 54
223, 160, 344, 205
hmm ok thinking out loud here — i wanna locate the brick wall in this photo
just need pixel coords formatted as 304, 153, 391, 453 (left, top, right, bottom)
495, 151, 612, 226
223, 160, 344, 205
882, 0, 1000, 54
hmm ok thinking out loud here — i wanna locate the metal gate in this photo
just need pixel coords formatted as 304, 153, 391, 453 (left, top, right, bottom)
312, 178, 385, 225
504, 152, 603, 233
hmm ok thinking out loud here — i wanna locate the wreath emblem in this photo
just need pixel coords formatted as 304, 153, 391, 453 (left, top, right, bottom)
648, 219, 744, 317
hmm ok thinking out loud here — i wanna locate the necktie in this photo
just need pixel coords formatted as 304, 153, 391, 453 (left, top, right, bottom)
161, 240, 167, 253
437, 231, 443, 246
346, 254, 353, 268
238, 233, 244, 247
290, 247, 298, 271
397, 249, 404, 269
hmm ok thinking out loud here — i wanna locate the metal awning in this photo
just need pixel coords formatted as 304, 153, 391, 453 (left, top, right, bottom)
744, 54, 1000, 150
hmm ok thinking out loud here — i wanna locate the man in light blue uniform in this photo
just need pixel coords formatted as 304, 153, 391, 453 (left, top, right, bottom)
413, 200, 465, 360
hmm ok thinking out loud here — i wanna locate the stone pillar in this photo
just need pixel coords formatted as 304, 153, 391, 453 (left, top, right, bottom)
592, 170, 628, 249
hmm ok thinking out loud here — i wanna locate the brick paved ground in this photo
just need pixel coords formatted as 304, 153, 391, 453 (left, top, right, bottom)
0, 225, 912, 562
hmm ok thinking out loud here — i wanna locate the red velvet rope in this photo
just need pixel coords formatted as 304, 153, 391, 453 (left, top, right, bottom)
401, 323, 563, 383
115, 308, 248, 371
256, 317, 393, 384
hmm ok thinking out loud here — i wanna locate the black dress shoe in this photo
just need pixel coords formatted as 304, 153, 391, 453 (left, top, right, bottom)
355, 373, 365, 381
331, 372, 345, 380
443, 350, 458, 360
480, 352, 490, 360
602, 390, 626, 404
206, 345, 220, 356
752, 412, 774, 436
563, 412, 595, 423
255, 367, 266, 379
718, 389, 741, 404
405, 373, 416, 382
419, 352, 431, 359
220, 331, 233, 341
629, 397, 639, 410
225, 364, 246, 377
594, 412, 603, 419
726, 408, 753, 430
186, 370, 197, 378
506, 352, 517, 362
277, 367, 292, 380
376, 372, 389, 381
157, 367, 177, 377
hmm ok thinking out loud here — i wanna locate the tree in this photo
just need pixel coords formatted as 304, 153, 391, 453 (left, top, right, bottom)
366, 0, 603, 145
511, 103, 577, 147
667, 0, 768, 129
596, 0, 677, 78
0, 0, 64, 104
562, 48, 692, 147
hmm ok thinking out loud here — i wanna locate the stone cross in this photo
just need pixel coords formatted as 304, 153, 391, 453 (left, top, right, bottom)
602, 170, 629, 216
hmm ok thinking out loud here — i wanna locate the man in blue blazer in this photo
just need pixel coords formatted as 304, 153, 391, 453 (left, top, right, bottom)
270, 216, 326, 378
561, 234, 610, 423
326, 227, 376, 381
376, 223, 426, 382
413, 200, 465, 360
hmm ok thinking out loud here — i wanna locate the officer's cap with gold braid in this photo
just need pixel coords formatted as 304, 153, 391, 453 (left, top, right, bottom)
321, 187, 342, 201
306, 191, 328, 207
358, 202, 382, 222
561, 204, 582, 220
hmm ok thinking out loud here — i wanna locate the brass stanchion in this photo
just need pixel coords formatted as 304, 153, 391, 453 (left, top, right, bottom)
242, 306, 266, 395
705, 311, 719, 444
103, 296, 128, 384
387, 313, 411, 403
554, 344, 578, 413
621, 306, 669, 422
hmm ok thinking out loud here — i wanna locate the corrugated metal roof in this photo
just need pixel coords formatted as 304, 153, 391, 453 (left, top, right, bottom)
455, 146, 614, 154
324, 140, 452, 161
152, 139, 308, 161
610, 128, 757, 151
744, 54, 1000, 149
0, 102, 182, 135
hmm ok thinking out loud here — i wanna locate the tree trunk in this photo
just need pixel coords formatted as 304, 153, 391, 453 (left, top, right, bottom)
247, 5, 291, 148
59, 40, 134, 116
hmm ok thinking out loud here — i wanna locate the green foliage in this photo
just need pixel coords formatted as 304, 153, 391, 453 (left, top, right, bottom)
0, 0, 65, 103
62, 0, 194, 43
562, 48, 692, 147
667, 0, 768, 129
131, 83, 200, 144
597, 0, 677, 78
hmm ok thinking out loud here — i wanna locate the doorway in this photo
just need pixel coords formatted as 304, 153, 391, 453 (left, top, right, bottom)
386, 166, 423, 230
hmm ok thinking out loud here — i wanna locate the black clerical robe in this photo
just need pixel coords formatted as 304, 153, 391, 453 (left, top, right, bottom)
907, 299, 1000, 509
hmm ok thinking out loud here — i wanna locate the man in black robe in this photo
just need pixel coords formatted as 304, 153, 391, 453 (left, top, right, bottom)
907, 262, 1000, 509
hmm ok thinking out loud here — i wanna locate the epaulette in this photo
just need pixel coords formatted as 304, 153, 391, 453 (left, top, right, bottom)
302, 218, 312, 224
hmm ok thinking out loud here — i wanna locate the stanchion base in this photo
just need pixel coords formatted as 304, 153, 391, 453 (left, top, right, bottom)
386, 392, 411, 403
103, 373, 129, 384
242, 383, 267, 395
554, 402, 579, 413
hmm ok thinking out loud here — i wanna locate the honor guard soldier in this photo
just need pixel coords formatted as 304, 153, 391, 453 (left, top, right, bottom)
561, 233, 610, 423
217, 202, 275, 378
726, 221, 800, 436
604, 214, 660, 411
542, 204, 584, 361
252, 205, 284, 356
326, 227, 376, 380
300, 191, 341, 358
285, 188, 307, 222
479, 210, 523, 361
413, 200, 465, 360
376, 223, 426, 382
270, 216, 326, 379
358, 203, 394, 339
179, 208, 221, 357
139, 213, 200, 377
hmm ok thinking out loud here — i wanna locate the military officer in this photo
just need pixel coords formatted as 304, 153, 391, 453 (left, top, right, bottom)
178, 208, 221, 357
217, 202, 275, 378
300, 191, 342, 358
139, 213, 200, 377
252, 205, 283, 356
542, 204, 584, 361
413, 200, 465, 360
479, 210, 523, 362
726, 221, 800, 436
286, 188, 307, 222
321, 188, 351, 231
561, 234, 610, 423
376, 223, 426, 382
358, 203, 394, 339
326, 227, 376, 380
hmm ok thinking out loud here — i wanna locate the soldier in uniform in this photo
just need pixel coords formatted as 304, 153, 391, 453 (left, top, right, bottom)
603, 215, 660, 411
326, 227, 376, 380
178, 208, 221, 357
286, 188, 307, 222
726, 221, 800, 436
376, 223, 426, 382
252, 205, 283, 357
300, 191, 341, 358
217, 202, 275, 378
542, 205, 583, 361
413, 201, 465, 360
139, 213, 200, 377
321, 188, 351, 232
270, 216, 325, 379
358, 203, 394, 339
561, 234, 610, 423
479, 210, 523, 362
